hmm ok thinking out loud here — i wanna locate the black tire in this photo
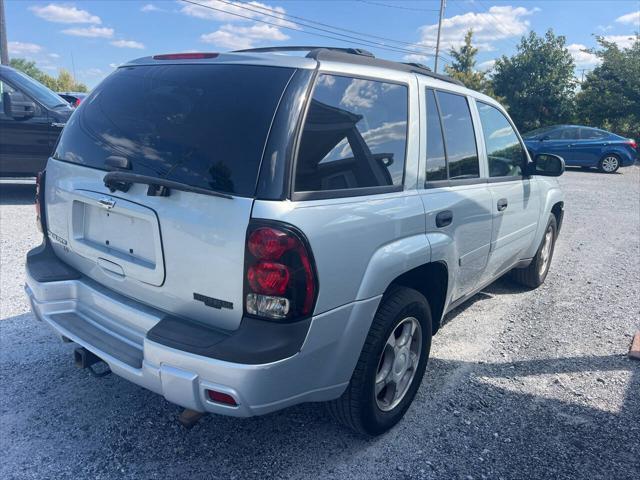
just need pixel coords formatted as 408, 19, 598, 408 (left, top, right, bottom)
510, 214, 557, 288
598, 154, 620, 173
327, 286, 432, 436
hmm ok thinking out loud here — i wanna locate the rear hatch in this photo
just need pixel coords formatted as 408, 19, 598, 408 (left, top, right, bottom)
44, 62, 296, 331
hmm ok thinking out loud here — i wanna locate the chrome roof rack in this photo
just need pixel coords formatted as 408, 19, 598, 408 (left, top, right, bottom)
232, 46, 375, 58
232, 46, 464, 87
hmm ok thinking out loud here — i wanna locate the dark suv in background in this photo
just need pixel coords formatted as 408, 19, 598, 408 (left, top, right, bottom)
0, 65, 73, 178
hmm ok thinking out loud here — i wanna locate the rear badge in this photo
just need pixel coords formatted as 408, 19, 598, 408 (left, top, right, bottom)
193, 293, 233, 310
48, 230, 67, 246
98, 197, 117, 210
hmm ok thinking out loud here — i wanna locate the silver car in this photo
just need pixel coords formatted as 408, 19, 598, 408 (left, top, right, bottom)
25, 47, 565, 435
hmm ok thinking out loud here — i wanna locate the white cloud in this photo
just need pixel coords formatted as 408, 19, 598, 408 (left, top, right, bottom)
340, 79, 379, 109
7, 41, 42, 55
200, 23, 288, 49
30, 4, 101, 24
615, 11, 640, 25
604, 34, 637, 49
477, 59, 496, 72
402, 53, 434, 64
48, 53, 61, 59
62, 26, 114, 38
111, 39, 145, 49
411, 6, 538, 54
567, 43, 601, 69
141, 4, 159, 12
181, 0, 294, 27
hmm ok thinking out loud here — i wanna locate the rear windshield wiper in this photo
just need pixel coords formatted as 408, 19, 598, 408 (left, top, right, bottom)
103, 172, 233, 199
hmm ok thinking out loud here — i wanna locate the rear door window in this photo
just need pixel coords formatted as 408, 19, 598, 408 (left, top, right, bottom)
547, 127, 579, 140
580, 128, 607, 140
477, 102, 526, 178
294, 74, 408, 195
435, 91, 479, 179
53, 64, 295, 197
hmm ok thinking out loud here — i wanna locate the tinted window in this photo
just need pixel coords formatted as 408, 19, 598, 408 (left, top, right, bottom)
436, 91, 479, 179
0, 79, 17, 115
425, 90, 447, 181
547, 127, 579, 140
522, 126, 557, 139
54, 64, 294, 196
477, 102, 526, 177
580, 128, 608, 140
4, 68, 69, 110
295, 74, 408, 192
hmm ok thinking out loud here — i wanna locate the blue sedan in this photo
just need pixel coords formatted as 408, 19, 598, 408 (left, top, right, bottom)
523, 125, 638, 173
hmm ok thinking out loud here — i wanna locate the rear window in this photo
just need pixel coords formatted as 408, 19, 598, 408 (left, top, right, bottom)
54, 64, 294, 197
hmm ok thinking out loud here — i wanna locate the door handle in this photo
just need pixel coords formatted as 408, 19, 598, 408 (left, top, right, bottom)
497, 198, 508, 212
51, 122, 66, 128
435, 210, 453, 228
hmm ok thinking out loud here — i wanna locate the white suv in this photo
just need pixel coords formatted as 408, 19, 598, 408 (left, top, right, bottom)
26, 47, 565, 435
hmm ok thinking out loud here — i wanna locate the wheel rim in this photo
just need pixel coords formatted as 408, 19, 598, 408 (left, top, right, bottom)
539, 226, 554, 276
375, 317, 422, 412
602, 156, 619, 172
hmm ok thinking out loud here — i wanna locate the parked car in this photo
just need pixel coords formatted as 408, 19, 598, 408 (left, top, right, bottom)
58, 91, 88, 108
0, 65, 73, 177
523, 125, 638, 173
25, 48, 565, 435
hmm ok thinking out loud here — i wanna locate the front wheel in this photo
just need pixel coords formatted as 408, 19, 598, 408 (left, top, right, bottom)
599, 154, 620, 173
509, 214, 557, 288
327, 286, 432, 436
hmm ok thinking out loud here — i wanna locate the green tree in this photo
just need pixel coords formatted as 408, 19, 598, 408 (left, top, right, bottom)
492, 30, 576, 132
445, 29, 490, 93
575, 35, 640, 138
8, 58, 88, 92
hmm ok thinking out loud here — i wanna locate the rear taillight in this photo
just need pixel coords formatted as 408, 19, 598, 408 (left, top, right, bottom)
35, 171, 46, 234
74, 98, 81, 107
627, 139, 637, 150
244, 222, 317, 321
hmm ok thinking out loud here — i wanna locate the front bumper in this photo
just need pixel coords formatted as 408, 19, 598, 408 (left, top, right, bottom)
26, 245, 381, 417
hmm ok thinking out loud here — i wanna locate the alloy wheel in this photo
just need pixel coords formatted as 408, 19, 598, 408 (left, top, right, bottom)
601, 156, 619, 173
375, 317, 422, 412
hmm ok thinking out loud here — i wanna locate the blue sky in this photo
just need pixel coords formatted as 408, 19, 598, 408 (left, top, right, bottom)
6, 0, 640, 88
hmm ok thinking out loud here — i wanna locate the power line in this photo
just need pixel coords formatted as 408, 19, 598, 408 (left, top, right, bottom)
357, 0, 440, 12
235, 0, 437, 49
180, 0, 451, 61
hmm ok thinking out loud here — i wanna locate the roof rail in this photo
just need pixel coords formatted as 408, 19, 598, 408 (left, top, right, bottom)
402, 62, 432, 72
232, 46, 463, 87
232, 46, 375, 58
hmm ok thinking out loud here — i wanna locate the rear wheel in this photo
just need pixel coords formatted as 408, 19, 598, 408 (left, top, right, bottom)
510, 214, 557, 288
327, 286, 432, 436
599, 154, 620, 173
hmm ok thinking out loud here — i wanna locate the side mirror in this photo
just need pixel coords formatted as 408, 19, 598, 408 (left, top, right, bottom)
2, 91, 36, 119
527, 153, 565, 177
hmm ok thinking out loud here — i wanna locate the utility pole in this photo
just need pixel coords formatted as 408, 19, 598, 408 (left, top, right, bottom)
0, 0, 9, 65
434, 0, 446, 73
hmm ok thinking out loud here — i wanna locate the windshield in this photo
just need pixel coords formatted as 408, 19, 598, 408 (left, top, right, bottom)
522, 126, 558, 139
5, 69, 69, 109
53, 64, 295, 196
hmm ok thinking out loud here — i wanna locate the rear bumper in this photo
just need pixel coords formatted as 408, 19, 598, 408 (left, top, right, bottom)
25, 244, 381, 417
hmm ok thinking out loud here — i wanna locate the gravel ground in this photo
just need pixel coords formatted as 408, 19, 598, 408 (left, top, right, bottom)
1, 167, 639, 480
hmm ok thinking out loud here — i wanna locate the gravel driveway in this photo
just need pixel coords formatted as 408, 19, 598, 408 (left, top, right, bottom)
1, 167, 639, 480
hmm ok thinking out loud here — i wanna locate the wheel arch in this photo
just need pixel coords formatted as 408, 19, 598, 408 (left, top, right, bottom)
385, 261, 449, 334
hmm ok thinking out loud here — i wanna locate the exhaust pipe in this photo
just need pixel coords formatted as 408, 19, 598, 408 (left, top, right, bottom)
73, 347, 111, 377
